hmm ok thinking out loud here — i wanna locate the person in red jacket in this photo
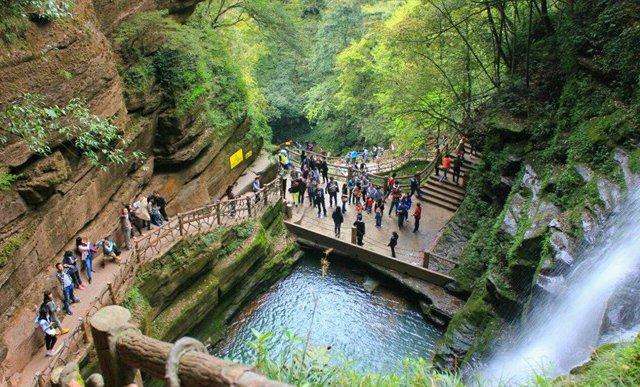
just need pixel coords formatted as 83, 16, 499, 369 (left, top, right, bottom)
440, 155, 452, 181
413, 203, 422, 232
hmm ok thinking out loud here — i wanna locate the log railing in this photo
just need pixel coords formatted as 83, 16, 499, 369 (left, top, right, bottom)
89, 306, 287, 387
34, 176, 284, 386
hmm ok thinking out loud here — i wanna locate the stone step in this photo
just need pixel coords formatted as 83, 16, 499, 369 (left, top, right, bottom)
421, 186, 463, 207
426, 176, 467, 194
419, 194, 459, 212
421, 183, 465, 201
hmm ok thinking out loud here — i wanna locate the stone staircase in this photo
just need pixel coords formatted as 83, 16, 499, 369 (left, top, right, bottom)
418, 144, 482, 212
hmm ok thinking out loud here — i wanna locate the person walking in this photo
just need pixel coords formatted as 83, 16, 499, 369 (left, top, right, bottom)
353, 214, 366, 246
388, 184, 401, 216
435, 148, 442, 177
327, 178, 339, 207
452, 156, 462, 184
120, 207, 133, 250
388, 232, 399, 258
332, 206, 344, 238
413, 203, 422, 233
307, 181, 317, 208
55, 262, 79, 315
410, 175, 419, 197
36, 308, 59, 356
315, 186, 327, 218
440, 155, 452, 182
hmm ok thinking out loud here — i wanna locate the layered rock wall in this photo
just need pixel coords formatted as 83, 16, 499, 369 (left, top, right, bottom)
0, 0, 261, 377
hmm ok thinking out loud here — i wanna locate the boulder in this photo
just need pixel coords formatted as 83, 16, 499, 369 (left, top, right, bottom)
614, 148, 640, 188
596, 176, 622, 211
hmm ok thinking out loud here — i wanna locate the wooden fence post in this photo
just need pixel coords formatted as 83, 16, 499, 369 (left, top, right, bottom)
80, 317, 90, 344
89, 306, 142, 387
264, 188, 269, 205
351, 227, 357, 244
285, 202, 293, 220
216, 202, 221, 225
423, 251, 430, 269
247, 197, 252, 217
107, 282, 117, 304
177, 214, 184, 236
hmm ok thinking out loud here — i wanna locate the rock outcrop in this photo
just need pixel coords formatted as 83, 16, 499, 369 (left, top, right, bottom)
0, 0, 263, 378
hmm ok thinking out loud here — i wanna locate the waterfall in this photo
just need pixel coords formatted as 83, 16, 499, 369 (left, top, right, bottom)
474, 186, 640, 385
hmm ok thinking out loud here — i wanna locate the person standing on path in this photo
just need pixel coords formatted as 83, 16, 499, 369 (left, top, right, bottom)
327, 178, 339, 207
341, 183, 348, 213
315, 185, 327, 218
63, 250, 83, 290
452, 156, 462, 184
375, 201, 383, 227
36, 308, 59, 356
289, 178, 300, 206
55, 262, 78, 315
332, 206, 344, 238
388, 232, 399, 258
75, 237, 93, 285
252, 177, 262, 202
150, 191, 169, 221
320, 159, 329, 183
435, 148, 442, 177
298, 178, 307, 206
353, 214, 366, 246
388, 183, 402, 216
120, 207, 133, 250
413, 203, 422, 233
40, 290, 69, 335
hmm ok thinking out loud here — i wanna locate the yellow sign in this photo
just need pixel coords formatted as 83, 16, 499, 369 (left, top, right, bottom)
229, 148, 244, 169
245, 150, 253, 159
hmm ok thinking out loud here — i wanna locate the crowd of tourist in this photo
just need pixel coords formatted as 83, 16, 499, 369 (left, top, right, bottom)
38, 191, 169, 356
282, 136, 469, 258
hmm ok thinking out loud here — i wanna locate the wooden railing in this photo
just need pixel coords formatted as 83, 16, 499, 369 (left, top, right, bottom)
34, 176, 284, 386
89, 306, 287, 387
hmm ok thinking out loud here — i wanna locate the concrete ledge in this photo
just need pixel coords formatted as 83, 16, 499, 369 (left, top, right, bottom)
284, 221, 454, 287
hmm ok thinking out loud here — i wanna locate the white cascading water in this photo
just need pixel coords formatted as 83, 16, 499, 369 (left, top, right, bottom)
474, 185, 640, 385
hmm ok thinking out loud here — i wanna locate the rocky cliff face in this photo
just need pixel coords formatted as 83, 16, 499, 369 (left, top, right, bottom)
0, 0, 261, 376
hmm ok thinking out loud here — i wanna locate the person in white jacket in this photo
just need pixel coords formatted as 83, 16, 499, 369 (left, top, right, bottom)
36, 309, 59, 356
